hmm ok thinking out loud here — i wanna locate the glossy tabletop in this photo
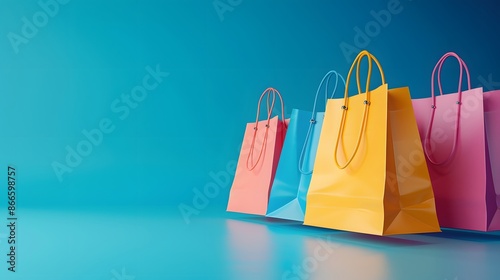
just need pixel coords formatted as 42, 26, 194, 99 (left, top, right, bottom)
2, 209, 500, 280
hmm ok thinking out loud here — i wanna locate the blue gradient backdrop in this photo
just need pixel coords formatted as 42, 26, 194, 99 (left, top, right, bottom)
1, 0, 500, 211
0, 0, 499, 211
1, 1, 500, 279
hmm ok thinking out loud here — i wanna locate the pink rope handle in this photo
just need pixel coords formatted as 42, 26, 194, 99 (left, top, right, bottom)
436, 54, 471, 96
424, 52, 471, 166
246, 88, 285, 171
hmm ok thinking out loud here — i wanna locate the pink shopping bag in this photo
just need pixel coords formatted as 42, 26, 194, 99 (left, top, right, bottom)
412, 52, 500, 231
484, 88, 500, 225
227, 88, 288, 215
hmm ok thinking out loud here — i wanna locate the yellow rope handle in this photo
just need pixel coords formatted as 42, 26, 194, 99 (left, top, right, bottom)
334, 50, 385, 169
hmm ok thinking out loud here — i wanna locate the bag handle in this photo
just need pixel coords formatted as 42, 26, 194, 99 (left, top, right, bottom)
436, 54, 471, 96
424, 52, 471, 166
334, 50, 386, 169
298, 71, 346, 174
246, 88, 285, 171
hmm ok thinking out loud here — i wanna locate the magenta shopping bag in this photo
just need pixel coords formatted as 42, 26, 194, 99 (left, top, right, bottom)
484, 88, 500, 224
412, 52, 500, 231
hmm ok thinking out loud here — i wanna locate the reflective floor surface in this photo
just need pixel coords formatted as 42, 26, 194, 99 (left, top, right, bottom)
2, 209, 500, 280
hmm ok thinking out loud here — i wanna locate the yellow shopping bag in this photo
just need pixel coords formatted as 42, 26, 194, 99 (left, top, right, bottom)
303, 51, 441, 235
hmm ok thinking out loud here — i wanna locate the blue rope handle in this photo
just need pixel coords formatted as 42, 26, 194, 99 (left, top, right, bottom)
298, 71, 346, 174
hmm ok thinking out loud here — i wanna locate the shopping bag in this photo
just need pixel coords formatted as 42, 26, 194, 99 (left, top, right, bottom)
266, 71, 345, 221
227, 88, 288, 215
412, 52, 500, 231
484, 89, 500, 221
304, 50, 441, 235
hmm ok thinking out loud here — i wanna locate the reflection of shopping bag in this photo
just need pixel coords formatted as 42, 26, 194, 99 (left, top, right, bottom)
266, 71, 345, 221
412, 52, 500, 231
304, 50, 440, 235
227, 88, 288, 215
300, 237, 389, 280
225, 219, 273, 279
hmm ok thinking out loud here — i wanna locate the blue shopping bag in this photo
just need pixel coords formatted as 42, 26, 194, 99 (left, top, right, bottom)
266, 71, 345, 221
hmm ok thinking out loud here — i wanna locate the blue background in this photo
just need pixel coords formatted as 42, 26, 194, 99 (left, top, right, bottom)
1, 0, 500, 279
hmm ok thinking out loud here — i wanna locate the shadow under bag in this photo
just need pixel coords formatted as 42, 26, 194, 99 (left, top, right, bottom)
304, 50, 441, 235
